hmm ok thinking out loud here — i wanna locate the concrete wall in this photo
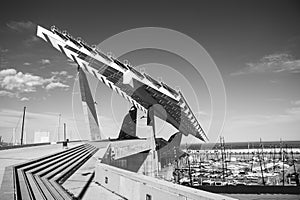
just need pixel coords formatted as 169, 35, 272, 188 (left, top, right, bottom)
95, 163, 236, 200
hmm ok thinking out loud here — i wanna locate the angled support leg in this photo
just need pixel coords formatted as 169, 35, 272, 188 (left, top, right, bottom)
78, 67, 102, 141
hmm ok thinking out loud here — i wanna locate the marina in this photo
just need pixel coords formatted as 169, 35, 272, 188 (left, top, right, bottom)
169, 140, 300, 194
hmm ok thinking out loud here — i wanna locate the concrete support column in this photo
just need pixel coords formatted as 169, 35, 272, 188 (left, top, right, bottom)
136, 107, 159, 177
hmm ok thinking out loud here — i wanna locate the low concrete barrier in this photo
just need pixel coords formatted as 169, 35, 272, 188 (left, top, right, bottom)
95, 163, 237, 200
0, 140, 87, 151
0, 142, 50, 150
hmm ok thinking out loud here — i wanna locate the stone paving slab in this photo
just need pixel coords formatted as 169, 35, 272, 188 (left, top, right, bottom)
62, 144, 109, 199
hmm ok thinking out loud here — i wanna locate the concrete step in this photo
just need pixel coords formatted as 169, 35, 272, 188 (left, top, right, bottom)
23, 145, 94, 200
12, 143, 98, 200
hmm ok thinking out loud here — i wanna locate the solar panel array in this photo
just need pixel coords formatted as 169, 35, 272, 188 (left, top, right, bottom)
37, 25, 208, 142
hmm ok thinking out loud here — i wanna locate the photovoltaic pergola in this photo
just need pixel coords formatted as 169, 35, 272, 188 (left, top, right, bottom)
37, 25, 208, 142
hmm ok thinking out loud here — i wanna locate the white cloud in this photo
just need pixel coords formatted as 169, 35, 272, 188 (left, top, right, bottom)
51, 71, 68, 76
45, 82, 69, 90
41, 59, 50, 65
59, 71, 67, 76
0, 68, 71, 99
286, 106, 300, 115
0, 68, 17, 76
0, 71, 48, 92
291, 100, 300, 106
231, 53, 300, 75
51, 71, 59, 75
23, 62, 31, 66
0, 90, 17, 98
286, 100, 300, 117
0, 68, 55, 94
6, 21, 35, 32
51, 71, 73, 80
20, 97, 29, 101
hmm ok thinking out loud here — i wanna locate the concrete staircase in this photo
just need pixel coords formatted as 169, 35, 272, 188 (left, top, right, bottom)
12, 143, 98, 200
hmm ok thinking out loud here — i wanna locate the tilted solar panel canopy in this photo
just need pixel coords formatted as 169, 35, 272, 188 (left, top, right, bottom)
36, 25, 209, 142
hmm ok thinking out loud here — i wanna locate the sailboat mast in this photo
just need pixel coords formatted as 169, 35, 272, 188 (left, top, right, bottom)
223, 137, 228, 177
220, 136, 225, 181
273, 145, 276, 171
258, 149, 265, 185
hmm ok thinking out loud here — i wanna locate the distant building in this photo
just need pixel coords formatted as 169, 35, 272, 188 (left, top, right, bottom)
34, 131, 50, 143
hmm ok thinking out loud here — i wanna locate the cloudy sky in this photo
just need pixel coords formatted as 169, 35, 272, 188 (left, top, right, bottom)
0, 0, 299, 144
